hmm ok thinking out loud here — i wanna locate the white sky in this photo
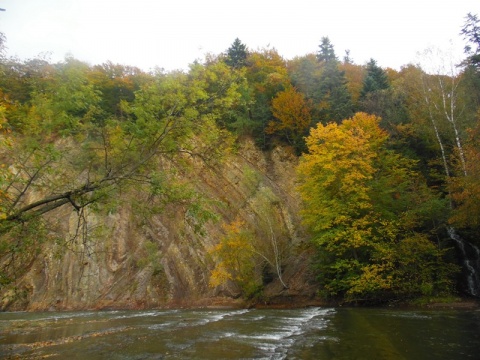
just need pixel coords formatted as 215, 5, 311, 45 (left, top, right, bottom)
0, 0, 479, 72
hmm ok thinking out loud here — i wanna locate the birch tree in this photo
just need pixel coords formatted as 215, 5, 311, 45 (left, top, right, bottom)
418, 47, 468, 177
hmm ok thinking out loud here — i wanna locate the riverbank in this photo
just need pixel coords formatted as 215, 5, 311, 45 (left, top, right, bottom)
425, 300, 479, 309
3, 294, 478, 312
164, 295, 480, 311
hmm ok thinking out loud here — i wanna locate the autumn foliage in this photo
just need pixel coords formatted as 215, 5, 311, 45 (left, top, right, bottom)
209, 219, 261, 297
449, 118, 480, 228
1, 30, 480, 305
297, 113, 457, 301
266, 86, 312, 149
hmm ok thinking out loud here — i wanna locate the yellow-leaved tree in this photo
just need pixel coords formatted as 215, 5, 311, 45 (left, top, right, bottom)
297, 112, 457, 303
209, 219, 261, 298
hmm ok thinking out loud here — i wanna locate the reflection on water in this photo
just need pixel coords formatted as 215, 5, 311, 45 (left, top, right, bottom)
0, 306, 479, 359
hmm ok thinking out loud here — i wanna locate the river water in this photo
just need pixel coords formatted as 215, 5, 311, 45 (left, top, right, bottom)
0, 307, 479, 359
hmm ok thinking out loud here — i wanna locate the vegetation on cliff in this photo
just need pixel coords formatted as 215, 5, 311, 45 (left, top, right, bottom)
1, 13, 480, 306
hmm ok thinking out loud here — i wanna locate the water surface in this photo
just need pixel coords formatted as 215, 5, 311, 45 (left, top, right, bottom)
0, 307, 478, 359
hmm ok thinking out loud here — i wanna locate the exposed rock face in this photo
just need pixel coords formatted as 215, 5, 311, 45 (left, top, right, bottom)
1, 140, 319, 311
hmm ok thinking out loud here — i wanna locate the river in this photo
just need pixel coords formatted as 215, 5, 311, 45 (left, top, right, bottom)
0, 307, 479, 359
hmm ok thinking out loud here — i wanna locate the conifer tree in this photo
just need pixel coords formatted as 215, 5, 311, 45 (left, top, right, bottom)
225, 38, 248, 68
316, 61, 353, 123
358, 59, 405, 130
360, 59, 389, 98
461, 13, 480, 71
343, 49, 352, 64
313, 37, 353, 123
316, 37, 337, 63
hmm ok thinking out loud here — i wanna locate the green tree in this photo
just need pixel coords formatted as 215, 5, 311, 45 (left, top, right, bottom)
287, 54, 320, 99
187, 57, 249, 133
360, 59, 389, 98
317, 37, 337, 63
315, 61, 353, 123
0, 56, 56, 109
313, 38, 353, 124
225, 38, 248, 68
87, 61, 148, 118
359, 60, 409, 136
0, 59, 236, 273
460, 13, 480, 114
460, 12, 480, 71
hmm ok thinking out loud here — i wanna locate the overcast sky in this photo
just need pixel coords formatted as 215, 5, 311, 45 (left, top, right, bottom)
0, 0, 479, 71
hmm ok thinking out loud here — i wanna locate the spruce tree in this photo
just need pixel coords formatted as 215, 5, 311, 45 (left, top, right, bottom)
316, 37, 337, 63
225, 38, 248, 68
360, 59, 389, 98
314, 38, 353, 123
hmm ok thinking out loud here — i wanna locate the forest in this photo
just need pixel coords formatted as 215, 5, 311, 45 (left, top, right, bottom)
1, 13, 480, 306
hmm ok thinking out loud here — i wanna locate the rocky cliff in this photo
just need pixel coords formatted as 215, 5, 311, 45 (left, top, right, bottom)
1, 140, 319, 311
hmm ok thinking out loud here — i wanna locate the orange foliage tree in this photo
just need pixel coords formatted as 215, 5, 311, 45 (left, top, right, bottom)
339, 62, 365, 106
266, 86, 312, 151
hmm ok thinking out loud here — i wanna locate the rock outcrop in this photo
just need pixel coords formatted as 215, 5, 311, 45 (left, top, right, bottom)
1, 140, 319, 311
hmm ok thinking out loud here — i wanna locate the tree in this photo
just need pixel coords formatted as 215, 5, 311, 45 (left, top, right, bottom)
418, 47, 470, 178
187, 57, 249, 132
0, 56, 56, 109
249, 186, 292, 289
313, 38, 353, 124
360, 59, 389, 98
243, 48, 290, 147
297, 112, 456, 302
0, 32, 6, 62
266, 86, 312, 151
449, 116, 480, 229
460, 13, 480, 114
209, 219, 261, 297
287, 54, 320, 99
0, 59, 237, 286
460, 13, 480, 71
225, 38, 248, 69
359, 60, 409, 135
315, 60, 354, 123
317, 37, 337, 63
343, 49, 352, 64
209, 186, 292, 295
339, 61, 365, 105
87, 61, 148, 118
